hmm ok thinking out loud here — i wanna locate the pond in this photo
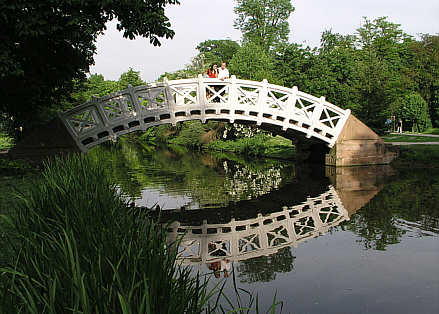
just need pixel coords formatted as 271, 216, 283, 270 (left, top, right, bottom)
91, 140, 439, 313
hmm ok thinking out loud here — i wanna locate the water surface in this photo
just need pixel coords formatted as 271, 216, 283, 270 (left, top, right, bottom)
92, 141, 439, 313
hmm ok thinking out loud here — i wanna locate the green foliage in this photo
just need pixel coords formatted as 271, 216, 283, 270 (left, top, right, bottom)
70, 74, 119, 105
0, 154, 216, 313
404, 34, 439, 125
0, 132, 14, 150
168, 121, 208, 149
353, 17, 413, 130
399, 93, 432, 132
392, 145, 439, 167
0, 0, 179, 132
382, 134, 439, 142
207, 134, 295, 159
422, 128, 439, 135
233, 0, 294, 51
118, 68, 145, 90
229, 42, 279, 83
196, 39, 240, 66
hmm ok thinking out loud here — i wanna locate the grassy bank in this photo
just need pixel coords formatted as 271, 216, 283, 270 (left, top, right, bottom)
382, 134, 439, 142
206, 134, 295, 160
0, 155, 216, 313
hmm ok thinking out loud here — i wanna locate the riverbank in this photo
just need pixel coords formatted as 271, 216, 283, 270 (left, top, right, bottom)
0, 155, 215, 313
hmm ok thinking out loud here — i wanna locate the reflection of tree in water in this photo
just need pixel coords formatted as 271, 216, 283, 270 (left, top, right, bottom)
348, 168, 439, 250
89, 138, 295, 208
237, 247, 295, 283
223, 161, 287, 200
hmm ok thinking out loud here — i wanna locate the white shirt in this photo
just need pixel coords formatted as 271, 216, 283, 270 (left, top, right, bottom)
218, 68, 229, 80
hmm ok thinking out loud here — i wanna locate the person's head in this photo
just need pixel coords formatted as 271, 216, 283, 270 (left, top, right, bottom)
210, 63, 218, 71
220, 62, 226, 69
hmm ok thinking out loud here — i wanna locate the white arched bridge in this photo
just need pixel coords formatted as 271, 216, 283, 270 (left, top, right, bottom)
11, 76, 397, 166
60, 75, 350, 150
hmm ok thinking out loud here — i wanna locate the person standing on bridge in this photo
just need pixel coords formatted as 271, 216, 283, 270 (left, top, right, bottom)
206, 63, 218, 78
206, 63, 218, 100
218, 61, 229, 81
215, 61, 230, 102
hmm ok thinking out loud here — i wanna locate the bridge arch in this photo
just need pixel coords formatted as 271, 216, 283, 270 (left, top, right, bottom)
59, 75, 351, 152
10, 76, 397, 165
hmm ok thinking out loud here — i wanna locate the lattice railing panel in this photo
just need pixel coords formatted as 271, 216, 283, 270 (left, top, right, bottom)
67, 109, 99, 136
169, 84, 198, 106
236, 85, 260, 106
136, 87, 168, 111
101, 94, 135, 121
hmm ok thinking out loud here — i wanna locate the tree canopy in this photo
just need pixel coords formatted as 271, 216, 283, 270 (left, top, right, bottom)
0, 0, 179, 133
233, 0, 294, 51
196, 39, 240, 66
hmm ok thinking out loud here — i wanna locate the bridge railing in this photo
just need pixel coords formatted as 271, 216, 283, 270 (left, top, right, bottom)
59, 76, 351, 151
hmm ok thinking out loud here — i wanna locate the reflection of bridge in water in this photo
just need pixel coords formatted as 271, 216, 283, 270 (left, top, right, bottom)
164, 165, 395, 265
167, 185, 348, 265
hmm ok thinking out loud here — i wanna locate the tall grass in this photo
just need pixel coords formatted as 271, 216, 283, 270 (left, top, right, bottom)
0, 155, 214, 313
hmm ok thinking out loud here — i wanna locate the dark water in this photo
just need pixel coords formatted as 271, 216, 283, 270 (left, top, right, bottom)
91, 141, 439, 314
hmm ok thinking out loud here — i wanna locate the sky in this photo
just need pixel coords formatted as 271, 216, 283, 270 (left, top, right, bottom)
89, 0, 439, 82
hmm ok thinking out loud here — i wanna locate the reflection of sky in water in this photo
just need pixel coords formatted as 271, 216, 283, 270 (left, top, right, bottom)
197, 230, 439, 314
134, 187, 197, 210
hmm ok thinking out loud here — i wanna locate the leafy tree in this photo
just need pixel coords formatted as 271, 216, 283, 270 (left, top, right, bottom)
353, 17, 412, 130
0, 0, 179, 134
274, 43, 317, 91
233, 0, 294, 51
398, 93, 432, 132
404, 34, 439, 126
229, 42, 278, 83
71, 74, 119, 105
118, 68, 145, 90
196, 39, 240, 66
308, 31, 361, 113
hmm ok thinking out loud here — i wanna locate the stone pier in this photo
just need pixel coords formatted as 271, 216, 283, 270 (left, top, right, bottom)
325, 115, 398, 166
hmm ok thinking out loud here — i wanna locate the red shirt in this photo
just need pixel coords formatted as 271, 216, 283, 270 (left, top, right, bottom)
207, 69, 217, 78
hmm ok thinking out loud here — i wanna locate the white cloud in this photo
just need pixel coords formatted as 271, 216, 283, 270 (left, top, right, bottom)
89, 0, 439, 82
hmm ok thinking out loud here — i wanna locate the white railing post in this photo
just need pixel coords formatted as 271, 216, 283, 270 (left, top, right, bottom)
228, 75, 238, 123
127, 84, 141, 120
163, 78, 177, 126
283, 86, 298, 131
306, 96, 325, 138
197, 74, 207, 123
256, 79, 268, 125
